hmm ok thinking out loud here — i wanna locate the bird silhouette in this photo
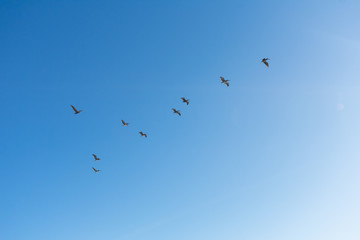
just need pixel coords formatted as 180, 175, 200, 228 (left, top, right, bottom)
92, 167, 101, 173
181, 97, 190, 105
139, 131, 147, 138
220, 76, 230, 87
121, 120, 129, 126
262, 58, 270, 67
172, 108, 181, 116
71, 105, 82, 114
92, 154, 100, 161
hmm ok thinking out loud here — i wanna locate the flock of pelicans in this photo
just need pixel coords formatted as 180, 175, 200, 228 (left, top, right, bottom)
70, 58, 271, 173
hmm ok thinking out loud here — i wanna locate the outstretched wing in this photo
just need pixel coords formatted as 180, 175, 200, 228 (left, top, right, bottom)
122, 120, 126, 125
264, 61, 269, 67
71, 105, 78, 112
92, 167, 97, 172
92, 154, 97, 159
220, 76, 224, 81
226, 82, 229, 87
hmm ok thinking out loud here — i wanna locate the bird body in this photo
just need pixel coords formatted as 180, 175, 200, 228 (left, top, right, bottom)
172, 108, 181, 116
181, 97, 190, 105
71, 105, 82, 114
139, 131, 147, 138
262, 58, 270, 67
92, 167, 101, 173
220, 76, 230, 87
92, 154, 100, 161
121, 120, 129, 126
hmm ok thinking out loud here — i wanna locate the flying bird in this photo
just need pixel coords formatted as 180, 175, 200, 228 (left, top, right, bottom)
92, 154, 100, 161
92, 167, 101, 173
220, 76, 230, 87
262, 58, 270, 67
121, 120, 129, 126
71, 105, 82, 114
139, 131, 147, 138
181, 97, 190, 105
172, 108, 181, 116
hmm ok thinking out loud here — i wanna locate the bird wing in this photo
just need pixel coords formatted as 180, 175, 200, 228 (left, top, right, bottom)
92, 154, 97, 159
264, 61, 269, 67
92, 167, 97, 172
71, 105, 78, 112
122, 120, 125, 125
226, 82, 229, 87
220, 76, 224, 81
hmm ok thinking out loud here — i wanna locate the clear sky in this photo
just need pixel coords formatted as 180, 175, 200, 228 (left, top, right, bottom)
1, 0, 360, 239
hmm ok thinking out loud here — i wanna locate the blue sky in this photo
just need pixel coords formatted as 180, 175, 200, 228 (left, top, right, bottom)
1, 0, 360, 239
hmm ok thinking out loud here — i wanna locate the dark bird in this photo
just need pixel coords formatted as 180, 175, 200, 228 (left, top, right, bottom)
92, 167, 101, 173
71, 105, 82, 114
220, 76, 230, 87
172, 108, 181, 116
121, 120, 129, 126
181, 97, 190, 105
139, 131, 147, 138
262, 58, 270, 67
92, 154, 100, 161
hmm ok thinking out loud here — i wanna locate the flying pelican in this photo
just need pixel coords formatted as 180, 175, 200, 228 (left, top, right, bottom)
92, 154, 100, 161
172, 108, 181, 116
92, 167, 101, 173
71, 105, 82, 114
122, 120, 129, 126
220, 76, 230, 87
139, 131, 147, 138
181, 97, 190, 105
262, 58, 270, 67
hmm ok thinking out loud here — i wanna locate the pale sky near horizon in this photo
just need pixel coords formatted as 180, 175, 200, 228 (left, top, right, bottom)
1, 1, 360, 239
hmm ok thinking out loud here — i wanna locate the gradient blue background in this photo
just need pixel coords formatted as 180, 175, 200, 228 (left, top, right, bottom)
1, 0, 360, 239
